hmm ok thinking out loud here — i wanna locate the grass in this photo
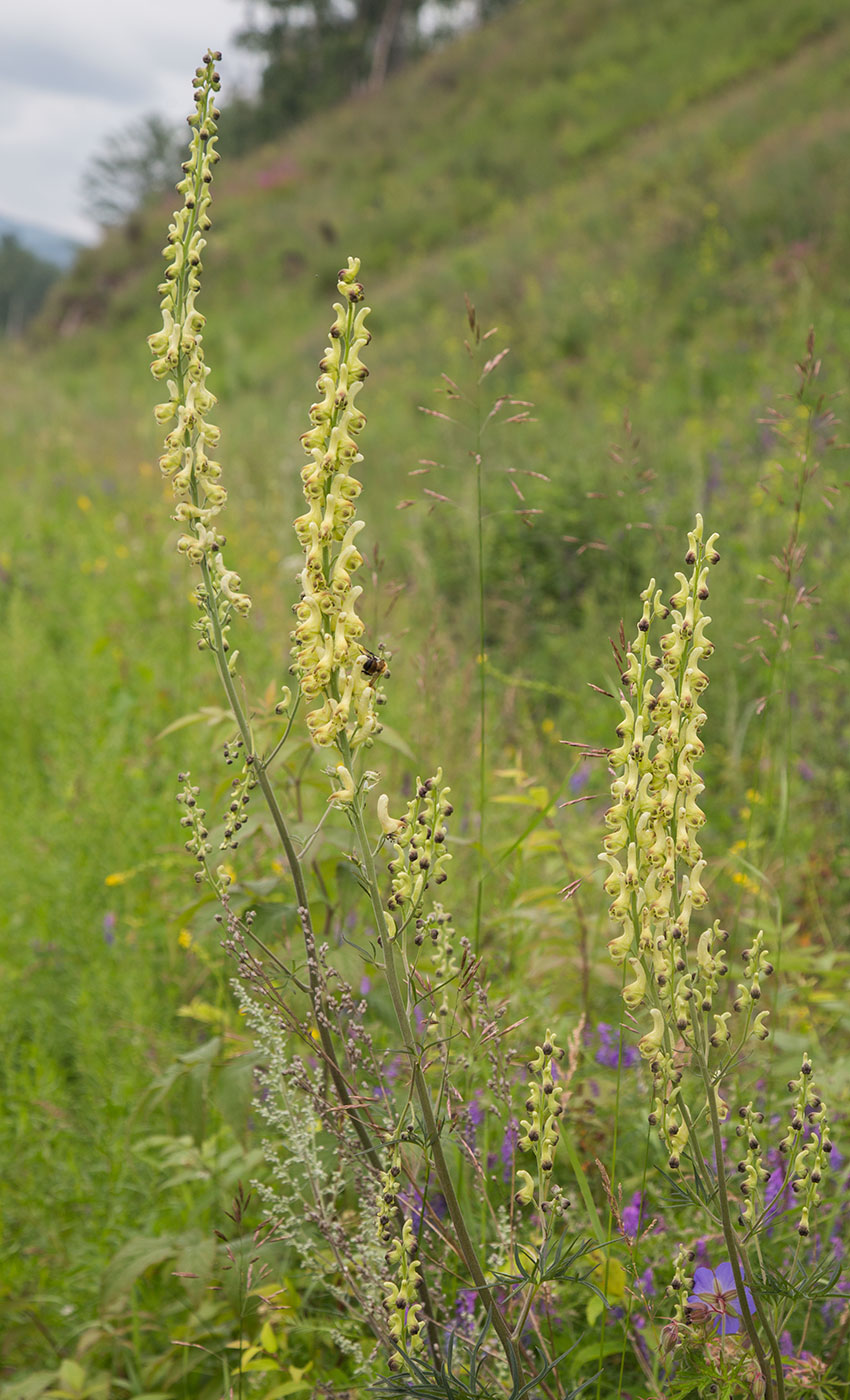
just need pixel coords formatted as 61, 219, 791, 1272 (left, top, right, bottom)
1, 0, 850, 1390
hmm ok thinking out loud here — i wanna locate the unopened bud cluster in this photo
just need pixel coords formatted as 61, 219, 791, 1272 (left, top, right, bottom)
290, 259, 385, 751
384, 1218, 425, 1369
516, 1031, 569, 1216
377, 1139, 403, 1246
177, 771, 211, 879
376, 1146, 424, 1370
780, 1055, 833, 1237
148, 54, 250, 665
379, 773, 453, 940
667, 1243, 696, 1323
598, 518, 775, 1165
734, 1102, 770, 1228
221, 756, 258, 850
419, 905, 459, 1037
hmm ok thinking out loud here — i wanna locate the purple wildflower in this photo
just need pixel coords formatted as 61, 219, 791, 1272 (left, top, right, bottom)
501, 1119, 519, 1181
569, 760, 592, 794
623, 1190, 643, 1236
102, 911, 116, 945
595, 1022, 639, 1070
686, 1262, 755, 1337
764, 1165, 793, 1229
637, 1265, 655, 1297
360, 975, 371, 996
693, 1236, 710, 1265
454, 1288, 477, 1338
467, 1093, 485, 1127
404, 1187, 447, 1234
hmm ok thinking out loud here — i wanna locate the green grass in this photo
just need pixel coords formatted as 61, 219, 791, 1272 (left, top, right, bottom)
2, 0, 850, 1389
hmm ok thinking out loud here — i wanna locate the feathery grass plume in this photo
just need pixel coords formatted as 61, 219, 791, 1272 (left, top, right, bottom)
599, 516, 834, 1400
148, 52, 250, 672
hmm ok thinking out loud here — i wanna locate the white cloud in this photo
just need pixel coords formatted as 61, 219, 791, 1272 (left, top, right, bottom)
0, 0, 262, 242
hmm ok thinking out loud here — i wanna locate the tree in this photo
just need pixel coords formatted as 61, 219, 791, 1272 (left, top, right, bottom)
0, 235, 60, 335
231, 0, 521, 146
81, 115, 184, 228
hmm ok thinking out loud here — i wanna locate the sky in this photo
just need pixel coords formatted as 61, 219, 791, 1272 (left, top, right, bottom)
0, 1, 263, 244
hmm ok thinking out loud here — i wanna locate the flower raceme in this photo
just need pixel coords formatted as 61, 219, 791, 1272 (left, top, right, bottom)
148, 53, 250, 668
290, 258, 385, 752
599, 517, 833, 1237
599, 516, 743, 1165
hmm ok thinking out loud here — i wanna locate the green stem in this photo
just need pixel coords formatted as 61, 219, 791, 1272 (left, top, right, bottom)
695, 1042, 782, 1400
473, 441, 486, 955
199, 560, 381, 1175
346, 786, 521, 1378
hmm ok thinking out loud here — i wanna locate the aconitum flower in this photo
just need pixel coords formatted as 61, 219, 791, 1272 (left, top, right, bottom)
685, 1262, 755, 1337
290, 258, 385, 752
148, 53, 251, 661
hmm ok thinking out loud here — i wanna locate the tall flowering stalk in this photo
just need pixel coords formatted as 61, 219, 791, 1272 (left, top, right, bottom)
148, 53, 250, 664
599, 517, 833, 1400
148, 56, 598, 1393
291, 257, 385, 753
148, 52, 388, 1196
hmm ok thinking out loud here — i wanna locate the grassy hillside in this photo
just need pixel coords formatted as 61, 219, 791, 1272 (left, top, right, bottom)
2, 0, 850, 1388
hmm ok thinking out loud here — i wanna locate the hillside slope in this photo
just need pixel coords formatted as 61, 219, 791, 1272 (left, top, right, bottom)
36, 0, 850, 601
2, 0, 850, 1371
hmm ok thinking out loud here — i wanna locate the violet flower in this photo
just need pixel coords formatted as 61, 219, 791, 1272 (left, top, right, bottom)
595, 1022, 639, 1070
685, 1262, 755, 1337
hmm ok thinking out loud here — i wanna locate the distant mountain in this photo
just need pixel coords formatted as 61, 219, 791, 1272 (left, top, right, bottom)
0, 214, 82, 269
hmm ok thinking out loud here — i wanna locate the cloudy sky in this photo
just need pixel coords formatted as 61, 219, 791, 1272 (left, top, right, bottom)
1, 1, 262, 244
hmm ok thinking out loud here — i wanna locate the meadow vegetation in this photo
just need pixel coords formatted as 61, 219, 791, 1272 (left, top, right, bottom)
2, 0, 850, 1395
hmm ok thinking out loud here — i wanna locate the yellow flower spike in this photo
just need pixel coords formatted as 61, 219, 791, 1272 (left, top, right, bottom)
710, 1011, 732, 1047
515, 1170, 536, 1205
148, 52, 252, 666
638, 1008, 666, 1061
751, 1009, 771, 1041
377, 794, 404, 836
622, 957, 648, 1009
328, 764, 356, 805
290, 263, 384, 754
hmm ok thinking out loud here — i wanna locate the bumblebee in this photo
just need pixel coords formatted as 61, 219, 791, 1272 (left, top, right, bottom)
361, 648, 388, 679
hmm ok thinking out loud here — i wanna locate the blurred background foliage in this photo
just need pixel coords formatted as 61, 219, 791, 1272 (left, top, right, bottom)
2, 0, 850, 1389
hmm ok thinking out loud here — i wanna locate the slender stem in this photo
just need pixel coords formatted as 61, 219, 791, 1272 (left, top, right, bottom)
511, 1272, 539, 1345
346, 788, 521, 1376
695, 1043, 781, 1400
199, 562, 381, 1174
263, 691, 302, 770
595, 978, 625, 1400
473, 440, 486, 955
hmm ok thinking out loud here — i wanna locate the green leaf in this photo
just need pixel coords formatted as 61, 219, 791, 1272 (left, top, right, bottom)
373, 723, 415, 759
586, 1292, 604, 1327
569, 1337, 624, 1370
260, 1320, 279, 1353
57, 1362, 85, 1395
100, 1234, 176, 1306
214, 1051, 259, 1131
1, 1372, 57, 1400
175, 1233, 217, 1298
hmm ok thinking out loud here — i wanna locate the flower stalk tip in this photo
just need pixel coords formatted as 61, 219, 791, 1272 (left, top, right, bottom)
148, 52, 250, 664
291, 259, 386, 752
